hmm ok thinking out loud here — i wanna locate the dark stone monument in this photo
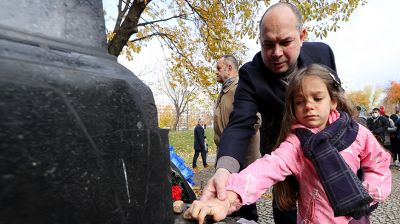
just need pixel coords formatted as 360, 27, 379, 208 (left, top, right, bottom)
0, 0, 173, 223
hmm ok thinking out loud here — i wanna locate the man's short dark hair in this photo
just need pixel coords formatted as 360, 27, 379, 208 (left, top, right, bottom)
259, 2, 303, 32
222, 55, 239, 70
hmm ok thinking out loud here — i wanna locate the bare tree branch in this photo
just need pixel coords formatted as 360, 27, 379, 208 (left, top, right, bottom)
183, 0, 207, 21
129, 32, 170, 42
137, 14, 189, 27
114, 0, 131, 32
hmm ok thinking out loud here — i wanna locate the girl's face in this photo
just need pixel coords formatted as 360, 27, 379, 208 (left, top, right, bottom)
294, 76, 337, 130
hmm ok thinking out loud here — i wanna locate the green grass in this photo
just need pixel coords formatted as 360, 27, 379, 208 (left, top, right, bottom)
168, 128, 216, 162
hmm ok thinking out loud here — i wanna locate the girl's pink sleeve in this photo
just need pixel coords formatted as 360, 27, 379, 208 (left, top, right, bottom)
226, 135, 302, 205
358, 125, 392, 203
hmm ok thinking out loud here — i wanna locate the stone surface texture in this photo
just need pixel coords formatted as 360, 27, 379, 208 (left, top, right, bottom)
0, 0, 172, 223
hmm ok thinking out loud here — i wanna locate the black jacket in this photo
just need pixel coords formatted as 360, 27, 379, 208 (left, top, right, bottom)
367, 116, 389, 142
218, 42, 337, 168
193, 124, 205, 151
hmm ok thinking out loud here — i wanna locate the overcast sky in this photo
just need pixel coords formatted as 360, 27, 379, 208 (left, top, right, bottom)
103, 0, 400, 91
318, 0, 400, 90
245, 0, 400, 91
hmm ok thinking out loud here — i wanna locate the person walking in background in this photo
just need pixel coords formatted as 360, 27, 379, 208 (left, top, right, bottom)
379, 105, 386, 116
355, 105, 367, 127
193, 118, 208, 169
378, 105, 397, 149
204, 135, 209, 164
201, 2, 339, 223
389, 106, 400, 166
386, 112, 397, 151
213, 55, 261, 220
389, 106, 400, 124
185, 64, 392, 224
367, 108, 390, 145
395, 107, 400, 170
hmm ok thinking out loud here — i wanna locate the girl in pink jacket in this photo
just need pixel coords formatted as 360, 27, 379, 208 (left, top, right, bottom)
184, 64, 392, 224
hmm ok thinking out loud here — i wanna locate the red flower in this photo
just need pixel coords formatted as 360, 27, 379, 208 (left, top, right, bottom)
172, 185, 182, 201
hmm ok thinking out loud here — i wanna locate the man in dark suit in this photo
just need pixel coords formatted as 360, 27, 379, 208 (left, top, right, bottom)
192, 118, 208, 168
200, 2, 339, 223
367, 108, 390, 145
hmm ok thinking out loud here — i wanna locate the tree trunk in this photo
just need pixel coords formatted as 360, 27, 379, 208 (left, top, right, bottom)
172, 115, 179, 131
108, 0, 152, 56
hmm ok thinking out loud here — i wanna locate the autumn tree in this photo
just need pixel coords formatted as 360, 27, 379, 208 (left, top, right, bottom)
346, 90, 369, 110
158, 104, 174, 128
367, 85, 384, 110
346, 85, 384, 112
385, 81, 400, 105
105, 0, 367, 92
158, 71, 198, 131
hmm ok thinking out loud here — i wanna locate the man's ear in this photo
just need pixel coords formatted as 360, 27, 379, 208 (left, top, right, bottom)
299, 28, 307, 43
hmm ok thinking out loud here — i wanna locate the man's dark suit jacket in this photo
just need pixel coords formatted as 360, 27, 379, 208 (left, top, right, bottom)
218, 42, 338, 169
193, 124, 205, 151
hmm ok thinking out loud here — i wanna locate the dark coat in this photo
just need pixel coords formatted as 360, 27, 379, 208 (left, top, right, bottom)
218, 42, 337, 167
367, 116, 390, 143
193, 124, 205, 151
396, 117, 400, 139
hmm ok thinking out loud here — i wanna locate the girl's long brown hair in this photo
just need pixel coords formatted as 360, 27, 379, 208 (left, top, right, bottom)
272, 64, 355, 211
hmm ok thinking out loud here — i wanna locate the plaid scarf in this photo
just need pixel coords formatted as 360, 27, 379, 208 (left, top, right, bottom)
295, 111, 373, 219
216, 77, 237, 106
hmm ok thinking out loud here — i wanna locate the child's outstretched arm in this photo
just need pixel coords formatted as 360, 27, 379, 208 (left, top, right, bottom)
183, 191, 241, 224
225, 136, 300, 205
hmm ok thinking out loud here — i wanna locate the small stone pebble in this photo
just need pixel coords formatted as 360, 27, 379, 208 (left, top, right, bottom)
173, 200, 186, 214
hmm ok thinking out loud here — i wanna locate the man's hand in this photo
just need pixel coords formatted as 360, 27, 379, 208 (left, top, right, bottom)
200, 168, 231, 201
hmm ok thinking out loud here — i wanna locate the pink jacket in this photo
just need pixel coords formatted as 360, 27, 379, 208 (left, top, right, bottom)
226, 111, 392, 224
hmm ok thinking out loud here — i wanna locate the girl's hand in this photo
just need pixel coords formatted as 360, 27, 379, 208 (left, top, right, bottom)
183, 198, 230, 224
